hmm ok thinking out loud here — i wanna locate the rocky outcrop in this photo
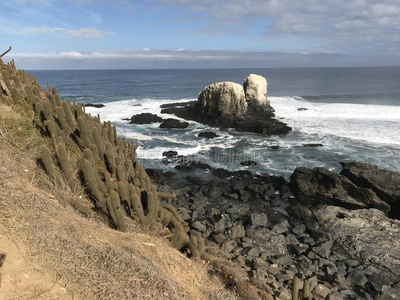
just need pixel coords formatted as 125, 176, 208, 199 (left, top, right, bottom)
244, 74, 269, 111
312, 205, 400, 287
128, 113, 163, 124
198, 82, 247, 117
290, 167, 391, 213
340, 161, 400, 219
159, 74, 291, 136
159, 118, 189, 129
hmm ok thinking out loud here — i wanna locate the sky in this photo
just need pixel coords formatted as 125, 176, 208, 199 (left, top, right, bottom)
1, 0, 400, 69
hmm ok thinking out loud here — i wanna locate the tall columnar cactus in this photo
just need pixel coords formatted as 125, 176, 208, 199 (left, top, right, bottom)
62, 101, 76, 130
77, 116, 93, 148
80, 158, 106, 210
108, 191, 126, 231
56, 142, 75, 188
40, 145, 55, 180
92, 127, 104, 159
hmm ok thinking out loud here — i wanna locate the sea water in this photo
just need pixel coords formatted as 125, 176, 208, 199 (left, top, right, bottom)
30, 67, 400, 177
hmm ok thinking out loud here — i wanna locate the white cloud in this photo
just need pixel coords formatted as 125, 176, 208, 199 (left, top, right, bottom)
22, 26, 113, 38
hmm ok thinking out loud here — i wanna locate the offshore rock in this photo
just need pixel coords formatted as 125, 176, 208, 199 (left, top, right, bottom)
159, 118, 189, 129
340, 161, 400, 219
243, 74, 269, 111
290, 167, 391, 213
198, 82, 247, 117
128, 113, 163, 124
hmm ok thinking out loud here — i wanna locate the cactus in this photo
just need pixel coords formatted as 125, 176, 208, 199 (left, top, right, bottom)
292, 276, 301, 300
105, 149, 116, 174
80, 158, 106, 210
56, 142, 75, 188
42, 100, 54, 121
62, 101, 76, 130
40, 145, 55, 180
77, 116, 93, 148
92, 127, 104, 158
55, 106, 72, 133
109, 191, 126, 231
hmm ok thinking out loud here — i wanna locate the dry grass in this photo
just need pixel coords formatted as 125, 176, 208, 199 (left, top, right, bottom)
0, 102, 239, 300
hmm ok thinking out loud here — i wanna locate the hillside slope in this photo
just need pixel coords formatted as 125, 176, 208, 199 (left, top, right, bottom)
0, 59, 240, 299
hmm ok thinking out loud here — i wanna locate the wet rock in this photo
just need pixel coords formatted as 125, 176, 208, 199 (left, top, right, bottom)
340, 161, 400, 219
162, 150, 178, 158
128, 113, 163, 124
290, 167, 391, 213
198, 131, 219, 139
250, 213, 268, 227
303, 143, 323, 147
159, 118, 189, 129
268, 145, 281, 150
240, 160, 258, 166
84, 103, 105, 108
298, 107, 308, 111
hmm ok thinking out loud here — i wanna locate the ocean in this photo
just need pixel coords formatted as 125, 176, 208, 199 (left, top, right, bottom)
30, 67, 400, 178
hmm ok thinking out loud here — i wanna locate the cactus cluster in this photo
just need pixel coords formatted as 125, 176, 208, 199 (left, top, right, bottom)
0, 59, 202, 256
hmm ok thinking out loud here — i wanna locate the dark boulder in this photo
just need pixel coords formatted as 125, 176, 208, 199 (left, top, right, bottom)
290, 167, 390, 213
297, 107, 308, 111
84, 103, 105, 108
162, 150, 178, 158
128, 113, 163, 124
303, 143, 323, 147
240, 160, 258, 166
159, 118, 189, 129
340, 161, 400, 219
198, 131, 219, 139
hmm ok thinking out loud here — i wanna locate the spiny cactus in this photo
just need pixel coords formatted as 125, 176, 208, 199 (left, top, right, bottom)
56, 142, 75, 188
40, 145, 55, 180
108, 191, 126, 231
80, 158, 106, 210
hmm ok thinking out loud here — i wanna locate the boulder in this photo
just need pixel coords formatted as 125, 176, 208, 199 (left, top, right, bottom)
340, 161, 400, 219
129, 113, 163, 124
312, 205, 400, 284
198, 82, 247, 117
159, 118, 189, 129
243, 74, 268, 110
290, 167, 390, 213
198, 131, 219, 139
84, 103, 105, 108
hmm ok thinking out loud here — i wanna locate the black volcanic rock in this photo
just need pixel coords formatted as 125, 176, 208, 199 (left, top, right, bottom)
198, 131, 219, 139
340, 161, 400, 219
159, 118, 189, 129
128, 113, 163, 124
161, 101, 291, 136
290, 167, 390, 213
84, 103, 105, 108
240, 160, 258, 166
303, 143, 323, 147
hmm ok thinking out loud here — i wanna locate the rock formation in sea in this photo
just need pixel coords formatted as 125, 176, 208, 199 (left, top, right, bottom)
198, 82, 248, 117
243, 74, 269, 111
159, 74, 291, 135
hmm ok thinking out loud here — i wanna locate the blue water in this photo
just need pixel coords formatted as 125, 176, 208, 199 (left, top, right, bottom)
30, 67, 400, 177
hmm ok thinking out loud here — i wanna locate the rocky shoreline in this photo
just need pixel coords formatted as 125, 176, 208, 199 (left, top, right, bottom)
146, 158, 400, 299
